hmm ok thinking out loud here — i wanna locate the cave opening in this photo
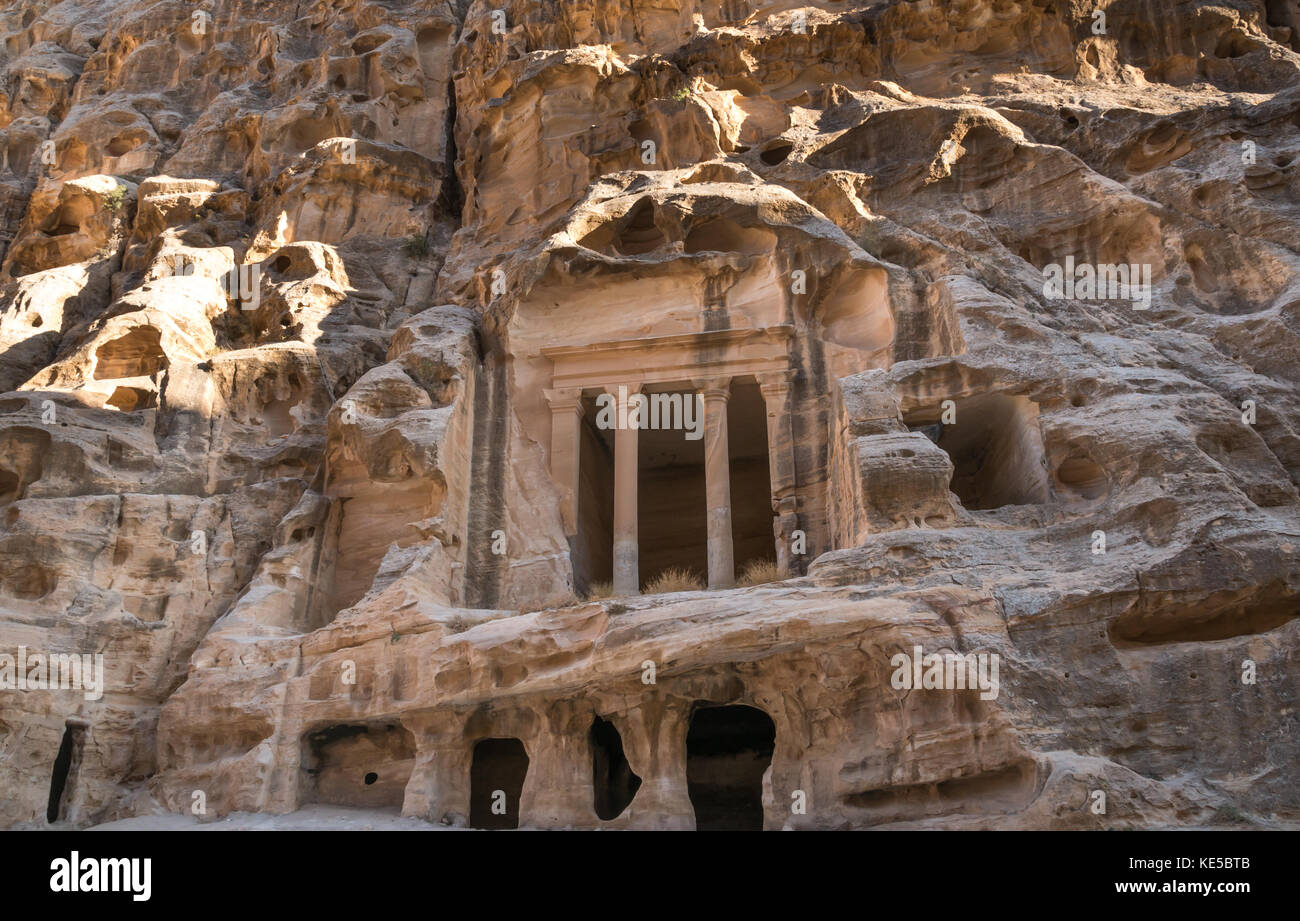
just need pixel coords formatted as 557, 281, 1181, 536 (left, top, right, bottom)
760, 140, 793, 165
590, 716, 642, 820
92, 326, 168, 380
46, 722, 84, 824
906, 392, 1049, 510
686, 704, 776, 831
301, 723, 415, 809
469, 737, 529, 829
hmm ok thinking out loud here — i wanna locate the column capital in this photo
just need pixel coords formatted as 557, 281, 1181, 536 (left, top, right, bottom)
543, 387, 584, 415
757, 369, 795, 397
693, 377, 732, 400
604, 382, 643, 398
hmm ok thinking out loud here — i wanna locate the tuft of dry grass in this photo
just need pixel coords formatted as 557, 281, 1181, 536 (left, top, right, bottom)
737, 558, 784, 587
582, 580, 614, 602
643, 567, 705, 594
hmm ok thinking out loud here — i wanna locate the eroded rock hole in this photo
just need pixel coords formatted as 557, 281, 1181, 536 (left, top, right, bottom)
93, 327, 167, 380
105, 134, 140, 157
301, 723, 414, 809
46, 723, 84, 824
759, 140, 793, 165
1109, 585, 1299, 646
591, 716, 641, 820
320, 456, 441, 624
0, 469, 20, 505
686, 704, 775, 831
470, 737, 528, 829
842, 762, 1037, 820
683, 218, 774, 255
907, 393, 1049, 510
106, 386, 155, 412
2, 560, 55, 599
1056, 456, 1107, 499
613, 198, 666, 256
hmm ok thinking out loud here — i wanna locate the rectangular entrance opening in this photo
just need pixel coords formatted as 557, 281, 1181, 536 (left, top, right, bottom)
572, 391, 615, 596
727, 378, 777, 580
638, 383, 708, 590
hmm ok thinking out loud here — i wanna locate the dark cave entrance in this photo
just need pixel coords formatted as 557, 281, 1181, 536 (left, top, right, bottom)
469, 737, 529, 829
591, 716, 642, 820
46, 722, 84, 824
686, 704, 776, 831
300, 723, 415, 809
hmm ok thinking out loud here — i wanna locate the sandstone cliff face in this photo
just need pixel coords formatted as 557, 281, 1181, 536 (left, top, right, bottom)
1, 0, 1297, 830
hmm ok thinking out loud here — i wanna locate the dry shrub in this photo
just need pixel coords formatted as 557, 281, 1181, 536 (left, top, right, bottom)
737, 558, 784, 587
644, 567, 705, 594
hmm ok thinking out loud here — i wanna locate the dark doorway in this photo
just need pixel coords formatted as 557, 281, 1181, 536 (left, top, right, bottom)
686, 704, 776, 831
470, 737, 529, 829
46, 722, 84, 824
573, 392, 615, 594
637, 384, 708, 589
591, 716, 642, 820
726, 379, 776, 577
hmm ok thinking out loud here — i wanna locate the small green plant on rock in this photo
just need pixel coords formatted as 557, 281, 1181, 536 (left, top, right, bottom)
403, 233, 429, 259
103, 185, 126, 213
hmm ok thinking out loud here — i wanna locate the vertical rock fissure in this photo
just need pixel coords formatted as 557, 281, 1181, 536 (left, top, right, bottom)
46, 723, 83, 824
464, 341, 508, 608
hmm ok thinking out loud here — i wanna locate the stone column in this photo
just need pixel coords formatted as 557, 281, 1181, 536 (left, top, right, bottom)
759, 371, 798, 575
611, 384, 641, 596
543, 388, 584, 536
697, 378, 734, 589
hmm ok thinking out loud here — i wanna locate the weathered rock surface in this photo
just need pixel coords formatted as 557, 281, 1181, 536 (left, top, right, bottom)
1, 0, 1298, 830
